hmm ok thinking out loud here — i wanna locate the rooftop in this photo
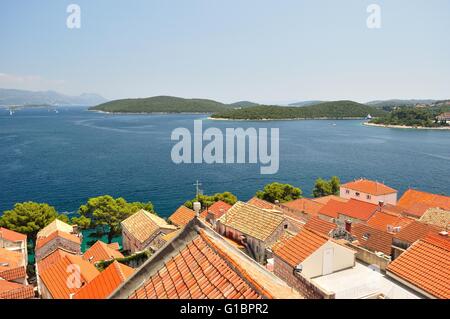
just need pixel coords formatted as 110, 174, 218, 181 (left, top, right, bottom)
398, 189, 450, 218
83, 241, 124, 264
75, 261, 134, 299
394, 220, 442, 245
35, 230, 81, 250
0, 279, 34, 299
273, 228, 329, 268
351, 223, 394, 256
312, 261, 422, 299
312, 195, 348, 205
0, 227, 27, 242
367, 210, 414, 233
37, 219, 74, 238
303, 216, 337, 236
121, 209, 177, 243
247, 197, 282, 211
318, 198, 378, 221
200, 200, 232, 219
419, 207, 450, 229
218, 201, 286, 242
110, 219, 302, 299
387, 234, 450, 299
281, 198, 325, 217
341, 179, 397, 196
168, 206, 197, 227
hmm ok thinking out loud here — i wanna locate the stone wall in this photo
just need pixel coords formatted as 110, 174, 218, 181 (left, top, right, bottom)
346, 243, 390, 270
35, 238, 81, 262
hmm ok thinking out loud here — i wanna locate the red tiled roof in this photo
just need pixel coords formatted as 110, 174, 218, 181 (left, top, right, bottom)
37, 249, 72, 273
304, 216, 337, 236
398, 189, 450, 218
128, 231, 263, 299
83, 241, 124, 264
367, 211, 414, 233
394, 220, 442, 245
168, 206, 196, 227
318, 198, 378, 221
35, 230, 81, 250
351, 223, 393, 256
75, 261, 134, 299
281, 198, 324, 217
273, 229, 328, 268
39, 255, 99, 299
0, 227, 27, 242
0, 266, 26, 281
247, 197, 281, 210
312, 195, 348, 205
387, 234, 450, 299
0, 280, 34, 299
0, 247, 25, 280
341, 179, 397, 195
200, 201, 232, 219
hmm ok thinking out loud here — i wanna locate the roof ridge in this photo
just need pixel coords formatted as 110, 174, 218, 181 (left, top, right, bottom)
198, 229, 273, 299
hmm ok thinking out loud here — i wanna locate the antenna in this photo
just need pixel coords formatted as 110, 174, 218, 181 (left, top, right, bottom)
193, 180, 202, 201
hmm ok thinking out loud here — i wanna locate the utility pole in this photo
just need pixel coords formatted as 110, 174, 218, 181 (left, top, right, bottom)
194, 180, 202, 201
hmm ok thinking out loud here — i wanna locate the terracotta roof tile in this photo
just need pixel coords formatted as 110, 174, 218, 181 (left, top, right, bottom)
318, 198, 378, 221
218, 201, 285, 242
168, 206, 197, 227
37, 219, 74, 238
0, 247, 23, 270
351, 223, 393, 256
75, 261, 134, 299
304, 216, 337, 236
367, 211, 414, 233
394, 220, 443, 245
273, 229, 328, 267
247, 197, 281, 211
0, 227, 27, 242
128, 232, 262, 299
387, 234, 450, 299
419, 208, 450, 229
200, 201, 232, 219
312, 195, 348, 205
341, 179, 397, 195
0, 280, 34, 299
398, 189, 450, 218
122, 209, 177, 243
39, 255, 100, 299
83, 241, 124, 264
281, 198, 324, 217
37, 249, 72, 273
0, 266, 26, 281
35, 230, 81, 250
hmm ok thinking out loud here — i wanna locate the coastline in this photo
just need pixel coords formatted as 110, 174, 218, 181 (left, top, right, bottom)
363, 122, 450, 130
208, 116, 367, 121
89, 110, 212, 115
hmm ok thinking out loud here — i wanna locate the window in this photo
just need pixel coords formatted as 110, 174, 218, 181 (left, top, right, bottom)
345, 190, 350, 194
367, 194, 371, 200
355, 192, 360, 197
284, 224, 288, 229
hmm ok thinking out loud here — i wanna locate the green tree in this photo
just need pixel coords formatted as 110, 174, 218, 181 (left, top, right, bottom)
256, 182, 302, 203
184, 192, 237, 210
77, 195, 154, 243
0, 202, 67, 244
312, 176, 340, 197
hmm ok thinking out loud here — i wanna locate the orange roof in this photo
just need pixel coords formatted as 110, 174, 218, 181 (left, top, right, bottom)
247, 197, 280, 210
200, 200, 232, 219
168, 206, 196, 227
75, 261, 134, 299
0, 247, 22, 270
304, 216, 337, 236
341, 179, 397, 195
35, 230, 81, 250
39, 255, 99, 299
367, 211, 414, 233
318, 198, 378, 221
0, 227, 27, 242
387, 234, 450, 299
37, 249, 72, 273
128, 231, 262, 299
0, 266, 26, 281
273, 229, 328, 268
312, 195, 348, 205
398, 189, 450, 218
281, 198, 324, 217
394, 220, 442, 245
0, 280, 34, 299
351, 223, 393, 256
107, 242, 120, 250
83, 241, 124, 264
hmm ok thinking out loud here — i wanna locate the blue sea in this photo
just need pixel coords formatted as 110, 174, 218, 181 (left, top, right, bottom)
1, 106, 449, 218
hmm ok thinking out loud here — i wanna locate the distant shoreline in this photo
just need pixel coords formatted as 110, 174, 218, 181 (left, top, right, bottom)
363, 122, 450, 130
89, 110, 211, 115
208, 116, 367, 121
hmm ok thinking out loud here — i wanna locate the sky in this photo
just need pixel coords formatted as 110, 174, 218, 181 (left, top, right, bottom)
0, 0, 449, 104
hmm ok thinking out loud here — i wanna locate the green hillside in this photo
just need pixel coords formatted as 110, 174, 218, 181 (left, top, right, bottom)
90, 96, 228, 113
211, 101, 386, 120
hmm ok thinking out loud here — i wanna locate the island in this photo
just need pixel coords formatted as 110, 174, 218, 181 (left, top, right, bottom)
210, 101, 385, 120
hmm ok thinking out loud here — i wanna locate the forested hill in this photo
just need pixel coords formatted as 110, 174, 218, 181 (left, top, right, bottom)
210, 101, 386, 120
90, 96, 229, 113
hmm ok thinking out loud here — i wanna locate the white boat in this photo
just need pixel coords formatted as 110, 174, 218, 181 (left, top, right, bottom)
9, 109, 13, 116
366, 114, 372, 120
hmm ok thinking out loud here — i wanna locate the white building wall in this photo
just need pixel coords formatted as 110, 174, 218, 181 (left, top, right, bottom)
340, 187, 397, 205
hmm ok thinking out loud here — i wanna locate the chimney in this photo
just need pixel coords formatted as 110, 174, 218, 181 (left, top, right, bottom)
378, 200, 384, 211
193, 202, 201, 217
345, 220, 352, 233
439, 230, 448, 237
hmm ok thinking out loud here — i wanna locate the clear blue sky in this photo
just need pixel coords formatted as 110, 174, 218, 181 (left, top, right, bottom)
1, 0, 449, 103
